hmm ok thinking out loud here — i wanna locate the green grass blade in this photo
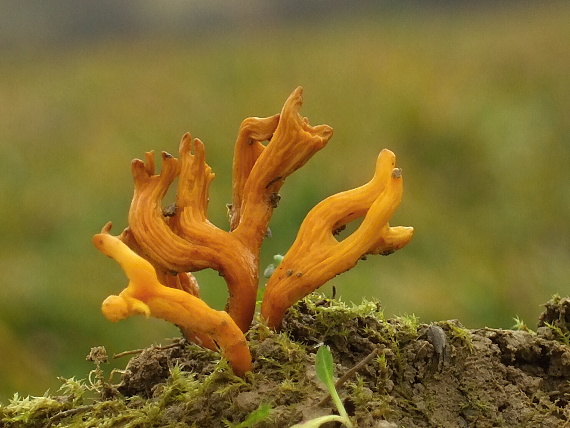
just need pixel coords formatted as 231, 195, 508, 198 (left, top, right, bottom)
315, 346, 351, 425
315, 345, 335, 388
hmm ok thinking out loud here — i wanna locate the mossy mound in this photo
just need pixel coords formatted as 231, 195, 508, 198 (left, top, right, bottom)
1, 295, 569, 427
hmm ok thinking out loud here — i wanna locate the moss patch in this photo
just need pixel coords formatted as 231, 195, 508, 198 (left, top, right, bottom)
1, 295, 569, 427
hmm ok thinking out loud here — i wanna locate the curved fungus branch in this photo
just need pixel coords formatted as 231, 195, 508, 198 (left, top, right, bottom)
102, 222, 215, 348
134, 134, 258, 332
115, 226, 200, 296
232, 86, 334, 250
93, 223, 252, 377
261, 150, 414, 329
175, 134, 214, 223
128, 150, 218, 273
230, 114, 280, 231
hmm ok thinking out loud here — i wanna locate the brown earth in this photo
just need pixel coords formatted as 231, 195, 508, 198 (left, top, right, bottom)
1, 295, 569, 427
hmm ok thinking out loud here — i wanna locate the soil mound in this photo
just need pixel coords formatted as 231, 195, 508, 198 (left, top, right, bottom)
1, 295, 569, 427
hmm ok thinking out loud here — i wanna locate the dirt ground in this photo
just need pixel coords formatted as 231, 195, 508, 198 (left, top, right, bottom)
1, 295, 569, 427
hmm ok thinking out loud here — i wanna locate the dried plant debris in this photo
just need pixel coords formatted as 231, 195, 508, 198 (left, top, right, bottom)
2, 295, 569, 427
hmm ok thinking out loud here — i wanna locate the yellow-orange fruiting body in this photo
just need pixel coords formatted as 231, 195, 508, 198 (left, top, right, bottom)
119, 87, 333, 332
93, 223, 251, 377
94, 87, 414, 374
261, 149, 413, 329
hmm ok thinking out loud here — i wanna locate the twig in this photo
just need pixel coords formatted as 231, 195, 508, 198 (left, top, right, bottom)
112, 348, 146, 359
113, 341, 182, 359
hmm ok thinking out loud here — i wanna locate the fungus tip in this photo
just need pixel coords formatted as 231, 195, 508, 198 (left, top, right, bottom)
92, 234, 107, 251
100, 221, 113, 234
131, 158, 149, 178
102, 295, 130, 322
179, 133, 192, 153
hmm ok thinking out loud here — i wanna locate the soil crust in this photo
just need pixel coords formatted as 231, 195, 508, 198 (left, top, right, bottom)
1, 295, 569, 427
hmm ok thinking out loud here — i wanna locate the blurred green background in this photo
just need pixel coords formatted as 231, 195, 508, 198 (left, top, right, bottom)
1, 1, 569, 401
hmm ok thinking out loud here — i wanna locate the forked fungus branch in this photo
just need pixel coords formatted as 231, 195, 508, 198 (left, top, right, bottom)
94, 87, 413, 376
260, 149, 414, 328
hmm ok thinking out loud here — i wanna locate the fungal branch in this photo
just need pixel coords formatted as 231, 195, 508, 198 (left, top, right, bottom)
260, 149, 414, 329
93, 87, 413, 376
230, 89, 333, 247
94, 223, 252, 376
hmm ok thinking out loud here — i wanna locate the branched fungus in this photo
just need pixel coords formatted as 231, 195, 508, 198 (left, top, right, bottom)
94, 223, 252, 376
94, 87, 413, 375
118, 87, 333, 333
260, 149, 414, 329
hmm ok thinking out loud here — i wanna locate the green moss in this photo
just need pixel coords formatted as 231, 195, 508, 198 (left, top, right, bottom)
2, 294, 569, 427
512, 316, 534, 333
1, 393, 65, 426
442, 320, 474, 353
542, 322, 570, 346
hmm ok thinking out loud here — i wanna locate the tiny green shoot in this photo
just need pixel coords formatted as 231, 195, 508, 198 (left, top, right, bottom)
263, 254, 284, 278
512, 316, 534, 333
227, 403, 272, 428
290, 345, 353, 428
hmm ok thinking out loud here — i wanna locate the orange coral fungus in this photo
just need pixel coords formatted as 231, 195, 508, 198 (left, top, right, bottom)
261, 149, 414, 329
94, 86, 413, 372
93, 223, 251, 376
117, 86, 332, 333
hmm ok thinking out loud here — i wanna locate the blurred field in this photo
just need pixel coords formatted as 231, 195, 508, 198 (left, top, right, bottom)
1, 4, 569, 401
